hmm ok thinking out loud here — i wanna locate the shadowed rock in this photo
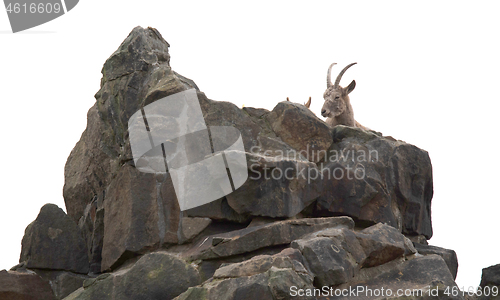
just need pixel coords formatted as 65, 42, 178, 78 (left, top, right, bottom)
20, 204, 89, 274
329, 255, 463, 300
413, 243, 458, 280
65, 252, 200, 300
184, 216, 354, 261
314, 125, 433, 239
174, 267, 314, 300
0, 270, 55, 300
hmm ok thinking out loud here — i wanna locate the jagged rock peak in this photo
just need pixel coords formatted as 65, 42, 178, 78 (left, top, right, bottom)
102, 26, 171, 82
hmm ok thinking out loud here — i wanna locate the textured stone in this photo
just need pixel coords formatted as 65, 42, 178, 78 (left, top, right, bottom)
213, 248, 311, 282
225, 151, 322, 218
79, 196, 104, 274
267, 101, 333, 163
32, 270, 90, 300
479, 263, 500, 300
314, 125, 433, 239
101, 164, 160, 272
0, 270, 55, 300
355, 223, 409, 268
64, 252, 200, 300
63, 26, 195, 223
20, 204, 88, 274
180, 217, 212, 242
413, 243, 458, 280
292, 236, 355, 286
331, 255, 464, 300
184, 216, 354, 261
175, 267, 315, 300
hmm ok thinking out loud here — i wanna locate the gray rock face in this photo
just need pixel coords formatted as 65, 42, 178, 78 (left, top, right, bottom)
267, 101, 333, 163
79, 196, 104, 274
292, 236, 355, 286
184, 216, 354, 261
315, 125, 434, 239
478, 264, 500, 300
0, 269, 55, 300
481, 264, 500, 287
65, 252, 201, 300
175, 267, 315, 300
330, 255, 464, 300
20, 204, 89, 274
355, 222, 413, 268
225, 151, 322, 218
32, 270, 90, 300
413, 243, 459, 280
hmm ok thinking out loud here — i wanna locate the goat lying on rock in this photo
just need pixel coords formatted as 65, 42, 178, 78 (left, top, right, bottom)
321, 62, 368, 130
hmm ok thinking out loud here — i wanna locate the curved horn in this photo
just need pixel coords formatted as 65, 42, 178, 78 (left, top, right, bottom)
304, 97, 311, 108
334, 62, 357, 88
327, 63, 337, 88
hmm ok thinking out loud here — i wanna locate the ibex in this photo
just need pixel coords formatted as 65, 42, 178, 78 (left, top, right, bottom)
321, 62, 368, 130
287, 97, 311, 109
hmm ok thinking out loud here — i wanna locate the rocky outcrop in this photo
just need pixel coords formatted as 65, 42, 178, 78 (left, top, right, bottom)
19, 204, 89, 274
174, 219, 460, 300
61, 26, 434, 274
6, 26, 466, 300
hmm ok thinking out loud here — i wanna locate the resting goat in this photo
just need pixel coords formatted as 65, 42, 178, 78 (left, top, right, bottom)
287, 97, 311, 109
321, 62, 367, 130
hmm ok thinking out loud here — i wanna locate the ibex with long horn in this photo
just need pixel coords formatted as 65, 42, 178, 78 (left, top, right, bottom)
321, 62, 367, 130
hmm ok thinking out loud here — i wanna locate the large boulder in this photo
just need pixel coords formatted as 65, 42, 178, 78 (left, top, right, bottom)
330, 255, 464, 300
413, 243, 458, 280
355, 222, 415, 268
292, 236, 355, 286
64, 252, 201, 300
175, 266, 315, 300
477, 264, 500, 300
19, 204, 89, 274
267, 101, 333, 163
30, 270, 90, 300
314, 125, 433, 239
0, 269, 55, 300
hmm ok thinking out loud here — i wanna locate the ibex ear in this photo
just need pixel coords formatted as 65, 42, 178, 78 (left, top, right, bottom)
344, 80, 356, 95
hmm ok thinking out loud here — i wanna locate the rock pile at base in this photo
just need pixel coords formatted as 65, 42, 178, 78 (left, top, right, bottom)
1, 26, 490, 300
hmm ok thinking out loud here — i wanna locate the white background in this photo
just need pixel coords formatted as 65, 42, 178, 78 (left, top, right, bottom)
1, 0, 499, 289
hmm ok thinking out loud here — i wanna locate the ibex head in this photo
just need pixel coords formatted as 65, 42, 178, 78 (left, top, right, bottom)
321, 62, 357, 126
